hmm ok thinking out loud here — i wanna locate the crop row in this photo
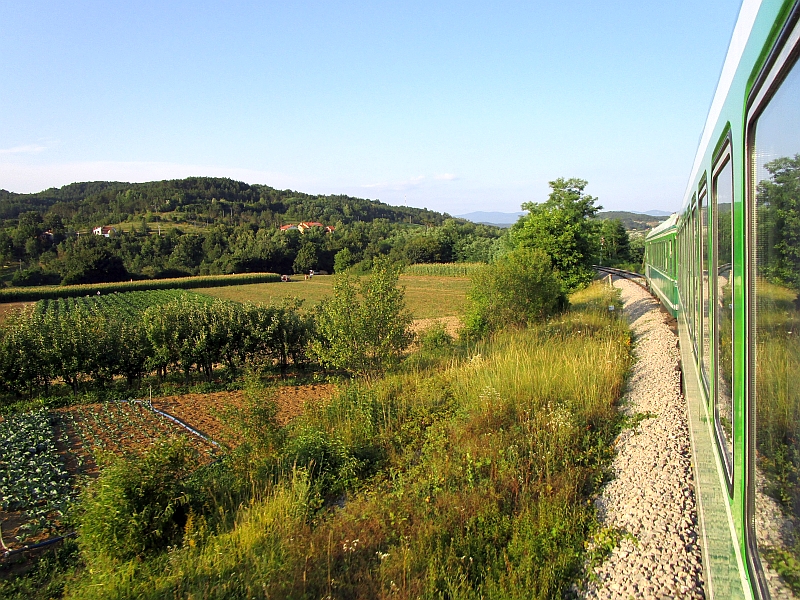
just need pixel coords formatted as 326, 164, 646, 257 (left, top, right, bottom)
0, 271, 280, 303
0, 409, 76, 542
0, 401, 216, 546
0, 293, 312, 397
404, 262, 482, 277
33, 289, 209, 322
62, 402, 216, 462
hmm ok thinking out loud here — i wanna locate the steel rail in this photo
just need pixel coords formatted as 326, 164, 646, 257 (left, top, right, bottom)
594, 265, 649, 290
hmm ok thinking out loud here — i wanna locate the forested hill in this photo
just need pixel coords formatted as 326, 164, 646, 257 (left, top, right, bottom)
594, 211, 667, 232
0, 178, 505, 288
0, 177, 449, 227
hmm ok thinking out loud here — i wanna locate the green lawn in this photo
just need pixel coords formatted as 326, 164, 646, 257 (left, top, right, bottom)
195, 274, 471, 319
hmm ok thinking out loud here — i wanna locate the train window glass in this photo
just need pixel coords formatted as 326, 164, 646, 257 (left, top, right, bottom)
694, 200, 701, 351
688, 207, 694, 336
752, 51, 800, 597
688, 218, 691, 329
701, 186, 711, 391
714, 155, 734, 474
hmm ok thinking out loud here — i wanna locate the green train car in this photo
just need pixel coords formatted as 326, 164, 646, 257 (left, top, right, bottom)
642, 1, 800, 597
644, 214, 679, 316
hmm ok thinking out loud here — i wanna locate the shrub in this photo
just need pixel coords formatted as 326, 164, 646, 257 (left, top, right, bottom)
463, 247, 565, 338
77, 439, 201, 561
11, 267, 60, 287
419, 321, 455, 351
333, 247, 357, 273
312, 256, 413, 377
284, 427, 358, 498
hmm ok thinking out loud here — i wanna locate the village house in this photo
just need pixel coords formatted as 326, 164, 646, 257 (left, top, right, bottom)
279, 222, 335, 234
92, 226, 116, 237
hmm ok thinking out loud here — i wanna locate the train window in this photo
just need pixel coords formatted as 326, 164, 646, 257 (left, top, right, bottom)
694, 198, 701, 352
713, 151, 734, 479
700, 184, 711, 392
749, 35, 800, 599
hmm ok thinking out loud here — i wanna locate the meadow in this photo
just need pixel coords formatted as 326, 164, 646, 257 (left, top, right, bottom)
196, 274, 472, 319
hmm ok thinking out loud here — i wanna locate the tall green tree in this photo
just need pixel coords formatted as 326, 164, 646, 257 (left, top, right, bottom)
293, 242, 318, 274
598, 219, 631, 265
510, 177, 601, 292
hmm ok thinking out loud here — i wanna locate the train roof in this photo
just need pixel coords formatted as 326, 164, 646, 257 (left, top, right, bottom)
680, 0, 762, 212
645, 213, 678, 240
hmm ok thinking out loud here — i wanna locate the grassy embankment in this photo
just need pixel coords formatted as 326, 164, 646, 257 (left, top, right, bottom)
44, 281, 631, 600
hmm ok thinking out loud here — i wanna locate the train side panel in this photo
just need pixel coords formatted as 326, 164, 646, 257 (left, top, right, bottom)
646, 1, 800, 597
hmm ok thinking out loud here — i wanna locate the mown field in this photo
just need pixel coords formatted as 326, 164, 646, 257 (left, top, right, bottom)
196, 274, 472, 319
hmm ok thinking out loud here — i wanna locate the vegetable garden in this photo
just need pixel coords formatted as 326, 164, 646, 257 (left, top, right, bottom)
1, 409, 75, 544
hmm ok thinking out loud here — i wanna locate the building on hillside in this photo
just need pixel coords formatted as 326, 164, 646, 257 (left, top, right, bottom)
92, 226, 116, 237
279, 222, 335, 234
297, 221, 324, 233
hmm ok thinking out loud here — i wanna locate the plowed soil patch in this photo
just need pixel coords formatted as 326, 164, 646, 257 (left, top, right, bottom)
152, 384, 336, 447
56, 402, 217, 473
152, 392, 244, 448
271, 383, 336, 423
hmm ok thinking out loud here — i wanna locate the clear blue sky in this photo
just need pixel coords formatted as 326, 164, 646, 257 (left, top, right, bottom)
0, 0, 742, 214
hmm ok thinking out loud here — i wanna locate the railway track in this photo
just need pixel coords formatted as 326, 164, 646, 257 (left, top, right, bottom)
594, 265, 648, 290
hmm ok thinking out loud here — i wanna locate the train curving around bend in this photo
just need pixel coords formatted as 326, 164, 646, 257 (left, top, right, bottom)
642, 0, 800, 597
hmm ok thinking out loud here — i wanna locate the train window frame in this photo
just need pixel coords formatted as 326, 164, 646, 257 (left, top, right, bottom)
744, 4, 800, 597
712, 138, 735, 493
699, 178, 711, 396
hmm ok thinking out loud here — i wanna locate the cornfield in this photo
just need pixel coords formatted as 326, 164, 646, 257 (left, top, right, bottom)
404, 262, 483, 277
0, 272, 281, 303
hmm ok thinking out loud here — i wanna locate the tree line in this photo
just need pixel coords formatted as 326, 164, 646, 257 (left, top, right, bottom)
0, 176, 638, 288
0, 260, 421, 401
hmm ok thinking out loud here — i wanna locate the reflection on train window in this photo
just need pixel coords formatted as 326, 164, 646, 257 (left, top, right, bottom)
701, 186, 711, 391
714, 156, 733, 473
753, 55, 800, 597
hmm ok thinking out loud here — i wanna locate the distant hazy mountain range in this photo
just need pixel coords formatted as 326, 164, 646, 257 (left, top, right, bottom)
456, 209, 673, 230
454, 211, 527, 225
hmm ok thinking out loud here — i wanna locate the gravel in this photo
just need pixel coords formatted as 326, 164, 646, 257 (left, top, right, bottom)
579, 278, 705, 600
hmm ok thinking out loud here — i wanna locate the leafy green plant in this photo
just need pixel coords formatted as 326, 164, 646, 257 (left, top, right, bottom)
312, 256, 413, 377
0, 408, 75, 540
77, 438, 201, 561
419, 321, 454, 352
463, 247, 565, 338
